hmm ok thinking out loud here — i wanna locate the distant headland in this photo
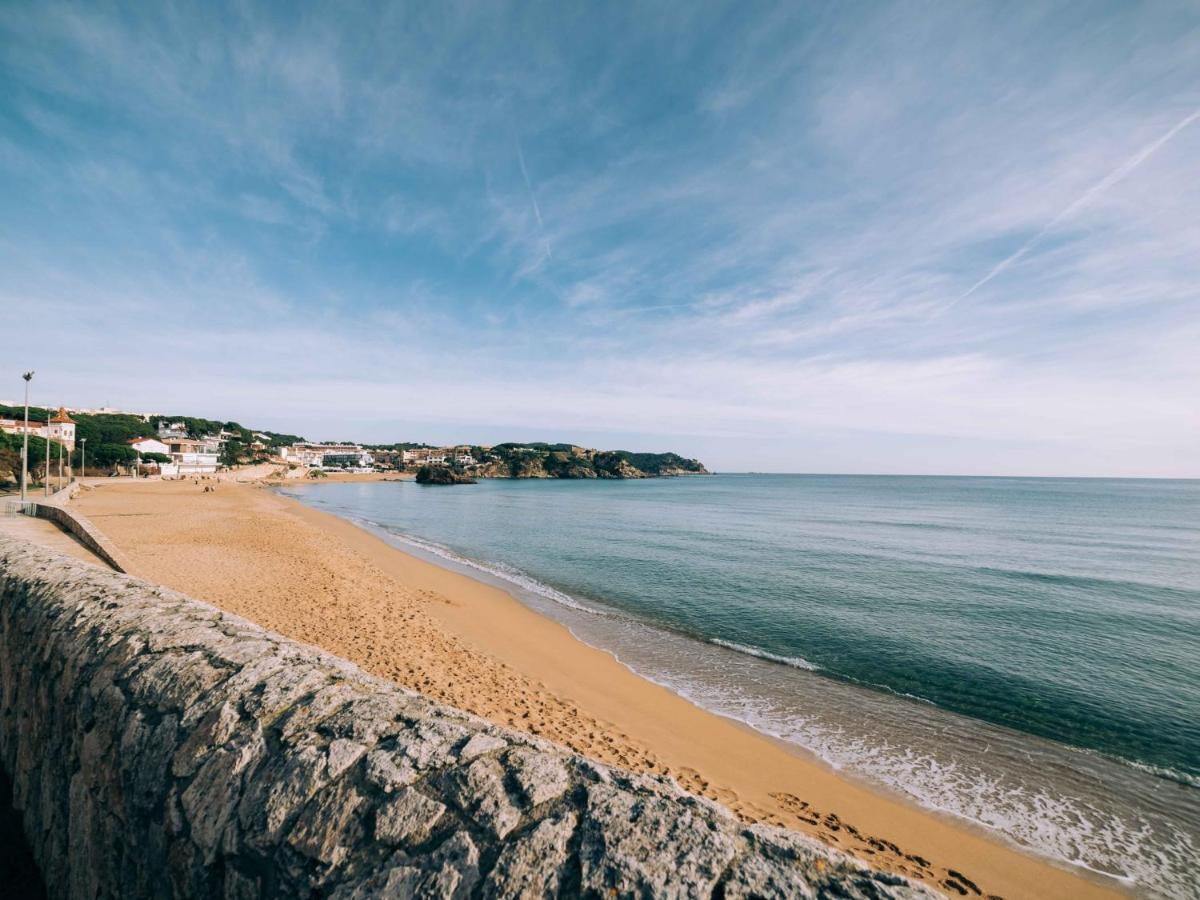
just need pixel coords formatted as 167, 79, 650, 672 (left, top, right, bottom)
397, 443, 709, 480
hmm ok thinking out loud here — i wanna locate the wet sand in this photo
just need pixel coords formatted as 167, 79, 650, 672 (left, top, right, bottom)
72, 478, 1123, 899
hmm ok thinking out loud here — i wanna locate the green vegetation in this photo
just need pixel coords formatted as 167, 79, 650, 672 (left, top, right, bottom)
0, 405, 51, 424
0, 431, 51, 488
611, 451, 707, 475
256, 430, 305, 448
477, 444, 708, 479
0, 405, 308, 473
220, 439, 246, 467
88, 444, 138, 468
0, 405, 153, 452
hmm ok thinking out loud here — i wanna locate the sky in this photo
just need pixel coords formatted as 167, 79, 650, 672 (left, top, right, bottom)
2, 1, 1198, 476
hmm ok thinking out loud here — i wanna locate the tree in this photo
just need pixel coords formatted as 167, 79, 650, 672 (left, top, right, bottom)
90, 443, 138, 468
141, 452, 172, 464
220, 439, 245, 467
0, 432, 51, 486
0, 434, 20, 487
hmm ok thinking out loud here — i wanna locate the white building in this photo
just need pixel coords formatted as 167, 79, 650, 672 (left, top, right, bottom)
321, 450, 375, 470
0, 406, 77, 452
157, 421, 190, 441
47, 408, 77, 451
128, 437, 171, 456
167, 439, 219, 474
282, 442, 367, 468
402, 448, 448, 465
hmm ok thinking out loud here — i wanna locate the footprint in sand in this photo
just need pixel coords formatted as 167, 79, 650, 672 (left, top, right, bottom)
711, 787, 738, 804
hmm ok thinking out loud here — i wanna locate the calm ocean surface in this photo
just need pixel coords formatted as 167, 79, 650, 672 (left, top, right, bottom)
281, 474, 1200, 896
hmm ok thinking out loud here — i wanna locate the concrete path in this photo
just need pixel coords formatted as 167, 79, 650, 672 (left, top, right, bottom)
0, 513, 108, 567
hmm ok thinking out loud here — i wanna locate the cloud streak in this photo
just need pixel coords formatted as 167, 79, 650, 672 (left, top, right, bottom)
515, 137, 544, 229
956, 105, 1200, 304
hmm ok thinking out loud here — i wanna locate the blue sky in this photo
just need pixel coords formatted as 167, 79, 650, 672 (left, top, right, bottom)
2, 2, 1198, 475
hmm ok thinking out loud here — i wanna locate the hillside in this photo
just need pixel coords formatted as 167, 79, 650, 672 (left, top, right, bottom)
0, 404, 302, 473
0, 403, 707, 481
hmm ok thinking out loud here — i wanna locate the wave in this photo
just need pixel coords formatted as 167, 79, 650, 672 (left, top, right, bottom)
1123, 758, 1200, 789
361, 518, 604, 616
368, 526, 828, 677
709, 638, 820, 671
710, 640, 947, 707
668, 682, 1196, 896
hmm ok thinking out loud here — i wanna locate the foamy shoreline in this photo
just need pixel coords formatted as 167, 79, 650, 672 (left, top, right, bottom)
285, 487, 1196, 898
70, 477, 1125, 899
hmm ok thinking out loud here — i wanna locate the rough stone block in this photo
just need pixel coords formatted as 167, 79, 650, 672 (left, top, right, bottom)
0, 534, 938, 900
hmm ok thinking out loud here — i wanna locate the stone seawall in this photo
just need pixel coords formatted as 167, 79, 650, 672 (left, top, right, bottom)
29, 482, 131, 573
0, 534, 936, 899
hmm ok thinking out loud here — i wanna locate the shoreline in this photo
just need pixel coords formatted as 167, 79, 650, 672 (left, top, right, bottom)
71, 478, 1124, 899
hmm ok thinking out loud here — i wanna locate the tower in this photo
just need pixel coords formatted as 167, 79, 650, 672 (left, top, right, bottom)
47, 407, 76, 452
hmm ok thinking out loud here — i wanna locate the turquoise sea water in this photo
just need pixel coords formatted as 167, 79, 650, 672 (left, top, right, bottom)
281, 475, 1199, 896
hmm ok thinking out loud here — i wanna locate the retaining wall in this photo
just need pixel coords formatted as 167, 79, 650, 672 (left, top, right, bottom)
28, 483, 130, 573
0, 534, 935, 899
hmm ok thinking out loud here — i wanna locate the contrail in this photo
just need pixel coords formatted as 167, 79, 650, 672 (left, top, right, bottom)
515, 138, 544, 228
958, 105, 1200, 301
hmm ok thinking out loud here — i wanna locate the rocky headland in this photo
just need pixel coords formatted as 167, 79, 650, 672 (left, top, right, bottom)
470, 444, 709, 480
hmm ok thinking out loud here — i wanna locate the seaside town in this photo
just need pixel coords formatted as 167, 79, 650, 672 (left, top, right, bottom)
0, 397, 707, 493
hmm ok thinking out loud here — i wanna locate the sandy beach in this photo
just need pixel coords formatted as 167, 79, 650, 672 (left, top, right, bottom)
70, 477, 1123, 899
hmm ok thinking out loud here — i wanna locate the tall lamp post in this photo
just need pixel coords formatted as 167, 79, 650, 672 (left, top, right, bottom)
44, 414, 51, 496
19, 371, 33, 502
80, 438, 87, 481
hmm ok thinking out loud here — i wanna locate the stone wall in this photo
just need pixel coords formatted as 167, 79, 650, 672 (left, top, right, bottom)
26, 482, 130, 574
0, 534, 936, 899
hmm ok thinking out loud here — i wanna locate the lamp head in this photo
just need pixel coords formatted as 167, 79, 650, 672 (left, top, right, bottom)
22, 371, 33, 382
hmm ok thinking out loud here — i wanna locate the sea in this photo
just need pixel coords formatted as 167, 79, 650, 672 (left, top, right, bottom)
278, 474, 1200, 897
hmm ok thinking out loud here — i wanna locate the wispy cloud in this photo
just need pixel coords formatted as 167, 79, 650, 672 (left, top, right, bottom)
1, 1, 1198, 474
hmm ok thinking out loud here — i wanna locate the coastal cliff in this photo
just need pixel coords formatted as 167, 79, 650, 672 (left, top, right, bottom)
0, 534, 933, 899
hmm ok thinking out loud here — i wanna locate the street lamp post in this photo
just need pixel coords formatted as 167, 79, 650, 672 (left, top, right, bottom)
80, 438, 87, 481
44, 415, 51, 496
19, 371, 33, 502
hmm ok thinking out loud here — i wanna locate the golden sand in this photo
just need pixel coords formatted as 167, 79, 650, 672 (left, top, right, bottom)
72, 478, 1123, 899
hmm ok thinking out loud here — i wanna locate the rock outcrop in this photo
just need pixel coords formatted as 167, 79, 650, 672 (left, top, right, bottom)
0, 534, 936, 899
415, 465, 477, 485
